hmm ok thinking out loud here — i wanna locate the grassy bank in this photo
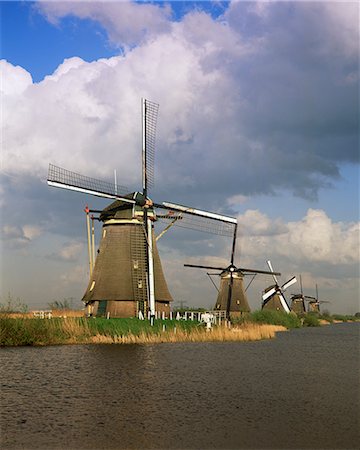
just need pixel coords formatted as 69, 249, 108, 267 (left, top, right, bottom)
237, 310, 359, 328
0, 316, 285, 347
1, 310, 358, 347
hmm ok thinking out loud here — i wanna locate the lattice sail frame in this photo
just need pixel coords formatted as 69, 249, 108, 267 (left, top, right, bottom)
156, 207, 235, 237
48, 164, 130, 200
143, 100, 159, 191
130, 225, 148, 314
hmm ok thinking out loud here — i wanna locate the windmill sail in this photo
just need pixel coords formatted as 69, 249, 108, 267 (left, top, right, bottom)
48, 164, 132, 202
142, 99, 159, 192
261, 261, 295, 314
156, 204, 236, 237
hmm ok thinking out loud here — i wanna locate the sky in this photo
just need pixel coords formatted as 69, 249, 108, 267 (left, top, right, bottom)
1, 0, 359, 314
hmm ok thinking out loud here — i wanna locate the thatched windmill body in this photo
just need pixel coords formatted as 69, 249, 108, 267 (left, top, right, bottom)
290, 275, 306, 314
48, 99, 236, 320
305, 284, 330, 313
185, 225, 282, 319
262, 260, 297, 314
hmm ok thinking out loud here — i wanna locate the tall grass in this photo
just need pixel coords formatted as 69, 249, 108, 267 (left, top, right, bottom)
0, 317, 285, 347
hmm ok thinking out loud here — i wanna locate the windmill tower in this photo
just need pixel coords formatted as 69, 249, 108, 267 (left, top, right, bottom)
47, 99, 237, 320
290, 275, 306, 314
185, 225, 282, 319
305, 284, 330, 313
262, 260, 297, 314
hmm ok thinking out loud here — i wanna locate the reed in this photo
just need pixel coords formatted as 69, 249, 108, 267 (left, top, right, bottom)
0, 317, 285, 346
86, 323, 286, 345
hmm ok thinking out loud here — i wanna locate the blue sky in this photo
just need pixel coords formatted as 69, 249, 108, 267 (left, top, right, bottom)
1, 1, 359, 313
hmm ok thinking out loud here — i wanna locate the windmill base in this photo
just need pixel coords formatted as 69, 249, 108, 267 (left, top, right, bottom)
86, 300, 171, 318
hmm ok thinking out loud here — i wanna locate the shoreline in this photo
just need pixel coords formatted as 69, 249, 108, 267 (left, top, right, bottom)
1, 313, 358, 347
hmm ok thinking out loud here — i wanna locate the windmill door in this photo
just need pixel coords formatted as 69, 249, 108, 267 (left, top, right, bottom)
97, 300, 107, 316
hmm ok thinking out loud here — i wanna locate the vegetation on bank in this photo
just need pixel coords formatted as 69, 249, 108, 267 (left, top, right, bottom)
1, 294, 359, 347
0, 316, 286, 347
235, 310, 359, 328
0, 309, 358, 347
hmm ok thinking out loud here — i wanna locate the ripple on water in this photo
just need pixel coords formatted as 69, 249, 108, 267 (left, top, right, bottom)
1, 323, 359, 449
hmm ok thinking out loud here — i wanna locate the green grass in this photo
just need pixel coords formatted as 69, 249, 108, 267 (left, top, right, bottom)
242, 310, 302, 329
302, 313, 320, 327
331, 314, 357, 322
0, 317, 200, 346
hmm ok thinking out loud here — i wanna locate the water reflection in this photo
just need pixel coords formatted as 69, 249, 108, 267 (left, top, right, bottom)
1, 324, 359, 449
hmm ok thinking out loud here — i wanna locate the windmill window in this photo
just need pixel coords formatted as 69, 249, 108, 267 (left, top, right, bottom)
90, 281, 95, 291
133, 260, 139, 269
236, 300, 240, 305
103, 229, 107, 238
138, 280, 143, 289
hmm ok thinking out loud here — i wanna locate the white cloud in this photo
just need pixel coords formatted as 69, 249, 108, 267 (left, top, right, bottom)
227, 194, 248, 207
22, 225, 42, 240
60, 264, 87, 285
0, 60, 32, 96
36, 0, 172, 49
2, 2, 358, 201
59, 242, 84, 261
1, 223, 42, 247
237, 208, 359, 266
238, 209, 288, 237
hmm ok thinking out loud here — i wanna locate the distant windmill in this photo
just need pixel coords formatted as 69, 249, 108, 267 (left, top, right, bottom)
290, 275, 307, 314
184, 224, 281, 319
47, 99, 237, 320
305, 284, 330, 313
262, 260, 297, 314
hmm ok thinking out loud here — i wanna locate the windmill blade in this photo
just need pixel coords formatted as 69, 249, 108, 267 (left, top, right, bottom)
184, 263, 227, 271
47, 164, 134, 204
237, 267, 281, 276
245, 273, 257, 292
207, 272, 220, 292
278, 292, 291, 313
267, 260, 279, 285
281, 276, 297, 291
262, 287, 276, 301
156, 202, 236, 237
142, 99, 159, 194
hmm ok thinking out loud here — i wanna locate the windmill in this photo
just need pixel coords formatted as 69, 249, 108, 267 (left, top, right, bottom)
290, 274, 307, 314
184, 224, 282, 319
261, 260, 297, 314
305, 284, 330, 313
47, 99, 237, 321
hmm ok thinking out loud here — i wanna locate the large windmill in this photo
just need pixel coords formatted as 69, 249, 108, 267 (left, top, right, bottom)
47, 99, 237, 320
184, 224, 282, 319
261, 260, 297, 314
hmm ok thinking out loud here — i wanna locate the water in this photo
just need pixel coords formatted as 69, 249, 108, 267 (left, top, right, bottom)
1, 323, 359, 449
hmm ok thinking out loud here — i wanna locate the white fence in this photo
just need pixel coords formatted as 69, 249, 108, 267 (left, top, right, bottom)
32, 310, 53, 319
140, 310, 227, 324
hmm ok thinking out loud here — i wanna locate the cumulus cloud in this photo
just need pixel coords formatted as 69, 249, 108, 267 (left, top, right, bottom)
237, 208, 359, 266
2, 1, 358, 205
1, 223, 43, 248
59, 242, 84, 261
60, 264, 87, 285
35, 0, 172, 49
